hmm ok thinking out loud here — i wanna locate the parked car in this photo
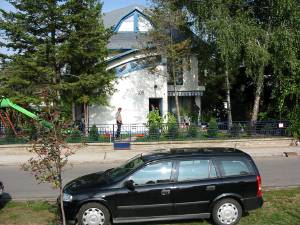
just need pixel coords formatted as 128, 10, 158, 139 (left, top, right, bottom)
0, 181, 4, 197
62, 148, 263, 225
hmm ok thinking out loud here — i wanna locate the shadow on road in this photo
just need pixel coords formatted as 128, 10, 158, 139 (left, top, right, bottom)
0, 192, 12, 210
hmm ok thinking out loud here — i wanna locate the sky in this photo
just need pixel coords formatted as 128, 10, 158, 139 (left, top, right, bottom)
0, 0, 148, 13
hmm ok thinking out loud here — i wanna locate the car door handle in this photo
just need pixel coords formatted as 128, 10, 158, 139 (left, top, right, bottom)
206, 185, 216, 191
161, 189, 171, 196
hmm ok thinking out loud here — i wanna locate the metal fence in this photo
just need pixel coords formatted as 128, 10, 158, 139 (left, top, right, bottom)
0, 121, 289, 145
85, 120, 288, 143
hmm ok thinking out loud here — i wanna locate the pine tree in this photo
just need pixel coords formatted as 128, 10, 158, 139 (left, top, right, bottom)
59, 0, 114, 134
0, 0, 66, 105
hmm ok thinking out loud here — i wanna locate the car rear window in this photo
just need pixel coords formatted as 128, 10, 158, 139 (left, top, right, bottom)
177, 159, 217, 181
217, 157, 254, 177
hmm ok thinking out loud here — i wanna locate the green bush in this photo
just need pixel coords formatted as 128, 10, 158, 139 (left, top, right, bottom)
28, 124, 37, 141
89, 124, 99, 141
147, 110, 162, 137
229, 123, 242, 137
166, 113, 178, 139
5, 126, 16, 142
187, 123, 198, 137
288, 106, 300, 140
207, 118, 218, 137
67, 129, 82, 142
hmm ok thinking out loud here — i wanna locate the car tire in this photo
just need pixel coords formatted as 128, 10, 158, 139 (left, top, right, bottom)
212, 198, 242, 225
77, 202, 111, 225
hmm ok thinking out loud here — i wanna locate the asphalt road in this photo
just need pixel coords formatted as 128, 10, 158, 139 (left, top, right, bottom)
0, 156, 300, 200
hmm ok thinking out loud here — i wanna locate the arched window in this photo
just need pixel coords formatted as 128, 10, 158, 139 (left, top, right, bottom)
115, 10, 153, 33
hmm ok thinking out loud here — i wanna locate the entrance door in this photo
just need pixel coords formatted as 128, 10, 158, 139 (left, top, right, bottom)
149, 98, 162, 115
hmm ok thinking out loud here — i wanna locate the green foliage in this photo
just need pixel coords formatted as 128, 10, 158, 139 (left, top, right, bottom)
4, 127, 16, 141
166, 112, 178, 138
26, 124, 38, 141
287, 106, 300, 140
88, 124, 99, 142
143, 0, 192, 123
0, 0, 114, 115
207, 118, 218, 137
187, 123, 198, 138
147, 110, 163, 137
229, 123, 243, 138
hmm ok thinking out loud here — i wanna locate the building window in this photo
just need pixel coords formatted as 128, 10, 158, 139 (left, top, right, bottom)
115, 10, 153, 33
114, 59, 147, 76
118, 15, 135, 32
167, 59, 183, 85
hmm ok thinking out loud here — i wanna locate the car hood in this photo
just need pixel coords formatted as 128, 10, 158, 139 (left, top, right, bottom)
64, 171, 109, 194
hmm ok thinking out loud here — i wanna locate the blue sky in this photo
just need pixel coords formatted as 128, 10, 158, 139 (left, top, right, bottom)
0, 0, 148, 13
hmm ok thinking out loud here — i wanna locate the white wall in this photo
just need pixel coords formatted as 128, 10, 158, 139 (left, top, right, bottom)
89, 65, 168, 125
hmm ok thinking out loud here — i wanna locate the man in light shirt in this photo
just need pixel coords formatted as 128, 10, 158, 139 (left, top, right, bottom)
115, 107, 122, 139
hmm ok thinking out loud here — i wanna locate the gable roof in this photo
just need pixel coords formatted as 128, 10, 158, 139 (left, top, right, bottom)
104, 5, 150, 50
103, 5, 146, 29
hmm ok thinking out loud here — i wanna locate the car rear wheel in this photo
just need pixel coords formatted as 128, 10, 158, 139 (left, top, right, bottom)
212, 198, 242, 225
77, 202, 110, 225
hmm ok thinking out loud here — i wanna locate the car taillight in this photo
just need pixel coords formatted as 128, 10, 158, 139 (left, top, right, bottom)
257, 175, 262, 197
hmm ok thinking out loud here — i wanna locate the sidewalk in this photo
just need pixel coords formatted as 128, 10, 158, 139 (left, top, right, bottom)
0, 138, 299, 165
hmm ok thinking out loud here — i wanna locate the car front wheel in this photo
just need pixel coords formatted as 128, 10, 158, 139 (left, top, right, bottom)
77, 202, 111, 225
212, 198, 242, 225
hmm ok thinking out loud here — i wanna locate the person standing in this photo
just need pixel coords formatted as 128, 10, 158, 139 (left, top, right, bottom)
115, 107, 122, 139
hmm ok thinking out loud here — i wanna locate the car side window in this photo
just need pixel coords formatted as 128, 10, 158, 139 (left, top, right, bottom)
129, 161, 173, 186
218, 158, 254, 177
178, 159, 217, 182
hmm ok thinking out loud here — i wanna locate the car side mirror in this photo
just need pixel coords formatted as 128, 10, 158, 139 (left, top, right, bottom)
124, 180, 135, 191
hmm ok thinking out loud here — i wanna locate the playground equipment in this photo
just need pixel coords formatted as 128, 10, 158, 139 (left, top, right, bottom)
0, 98, 53, 135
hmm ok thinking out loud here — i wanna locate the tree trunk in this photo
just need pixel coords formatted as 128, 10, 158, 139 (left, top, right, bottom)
225, 70, 233, 128
83, 103, 89, 136
251, 68, 264, 122
175, 93, 181, 124
60, 186, 66, 225
173, 74, 181, 124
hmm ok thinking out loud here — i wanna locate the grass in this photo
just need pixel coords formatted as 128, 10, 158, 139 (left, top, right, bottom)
0, 188, 300, 225
0, 201, 57, 225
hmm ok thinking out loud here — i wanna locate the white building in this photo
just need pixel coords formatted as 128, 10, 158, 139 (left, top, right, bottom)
88, 5, 205, 125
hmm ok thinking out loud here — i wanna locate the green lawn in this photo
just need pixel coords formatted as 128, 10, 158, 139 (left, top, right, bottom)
0, 187, 300, 225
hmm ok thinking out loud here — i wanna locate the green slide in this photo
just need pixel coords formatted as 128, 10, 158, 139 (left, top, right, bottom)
0, 98, 53, 129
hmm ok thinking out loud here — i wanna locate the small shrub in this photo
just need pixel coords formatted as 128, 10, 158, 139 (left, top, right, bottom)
89, 124, 99, 141
67, 129, 82, 142
187, 123, 198, 138
5, 126, 16, 142
244, 123, 254, 136
27, 124, 38, 141
207, 118, 218, 137
229, 123, 243, 137
166, 113, 178, 139
147, 110, 162, 138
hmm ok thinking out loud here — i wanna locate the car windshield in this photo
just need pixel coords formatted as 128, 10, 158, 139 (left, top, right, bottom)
106, 154, 145, 181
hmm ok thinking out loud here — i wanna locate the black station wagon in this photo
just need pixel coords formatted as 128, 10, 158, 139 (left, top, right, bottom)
62, 148, 263, 225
